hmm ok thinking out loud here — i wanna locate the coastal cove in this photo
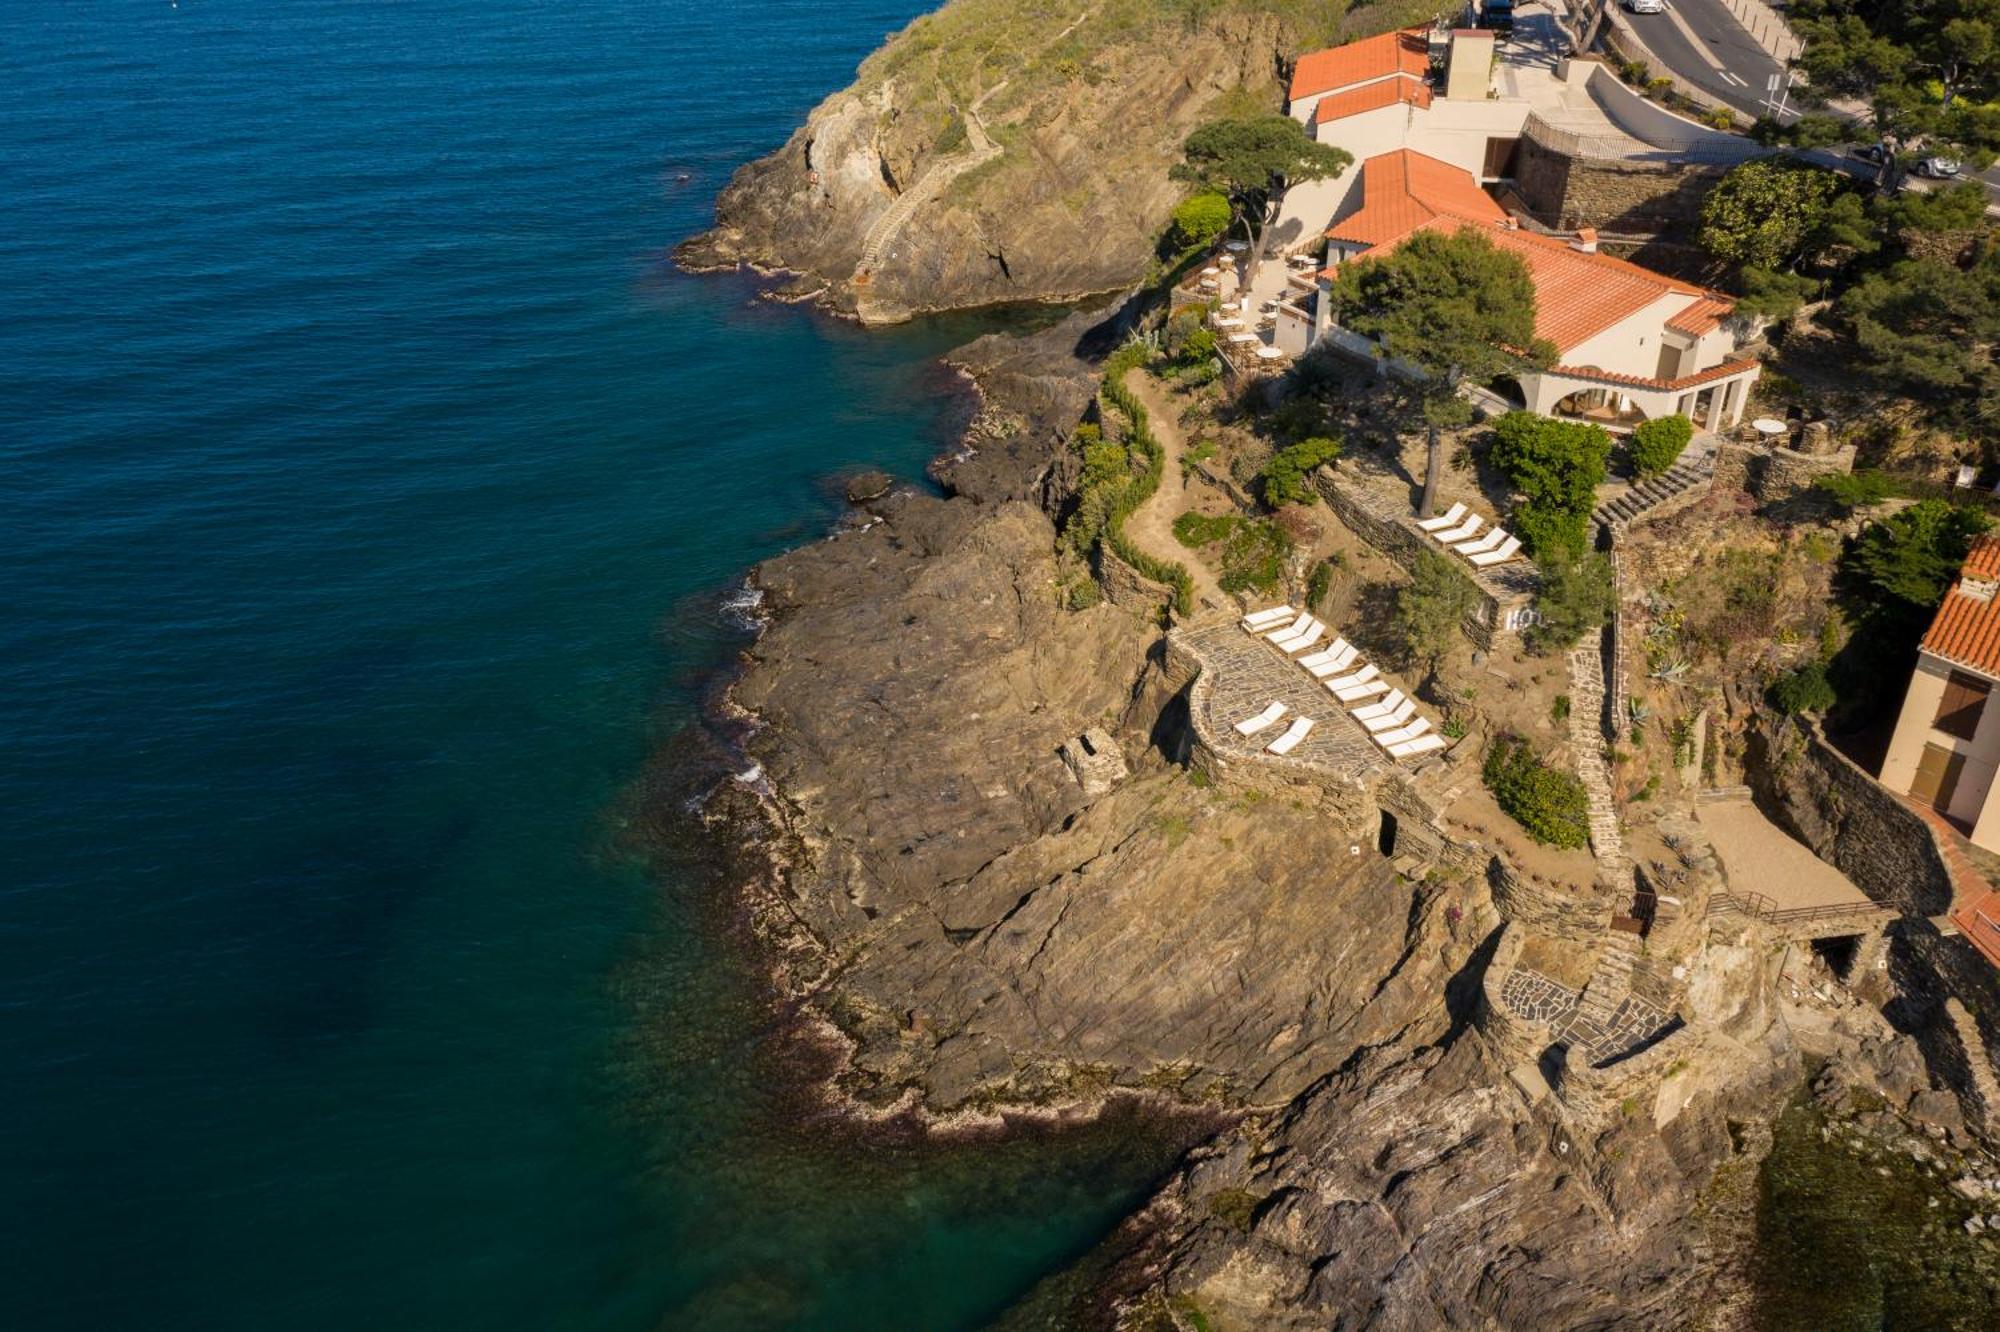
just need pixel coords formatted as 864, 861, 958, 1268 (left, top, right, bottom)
2, 2, 1204, 1328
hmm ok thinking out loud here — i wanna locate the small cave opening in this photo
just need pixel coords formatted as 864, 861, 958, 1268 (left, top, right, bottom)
1810, 934, 1862, 980
1377, 809, 1399, 858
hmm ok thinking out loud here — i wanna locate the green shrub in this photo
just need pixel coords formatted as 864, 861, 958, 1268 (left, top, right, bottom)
1218, 518, 1291, 593
1482, 735, 1591, 849
1077, 350, 1195, 616
1814, 469, 1896, 512
1629, 415, 1692, 477
1770, 662, 1838, 715
1526, 555, 1616, 654
1305, 559, 1333, 611
1168, 191, 1232, 254
1173, 510, 1236, 547
1260, 435, 1342, 505
1392, 548, 1479, 669
1490, 412, 1610, 562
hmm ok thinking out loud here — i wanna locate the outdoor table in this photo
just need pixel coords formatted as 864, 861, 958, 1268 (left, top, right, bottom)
1201, 266, 1220, 277
1751, 418, 1788, 442
1256, 346, 1286, 360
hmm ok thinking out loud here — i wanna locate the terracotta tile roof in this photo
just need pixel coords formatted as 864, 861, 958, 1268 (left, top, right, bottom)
1542, 356, 1761, 391
1312, 74, 1432, 124
1666, 296, 1733, 337
1324, 150, 1736, 355
1922, 536, 2000, 680
1289, 28, 1432, 101
1325, 148, 1506, 249
1483, 227, 1709, 354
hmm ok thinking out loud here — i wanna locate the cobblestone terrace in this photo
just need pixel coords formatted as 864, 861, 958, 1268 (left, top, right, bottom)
1179, 619, 1397, 776
1501, 965, 1680, 1069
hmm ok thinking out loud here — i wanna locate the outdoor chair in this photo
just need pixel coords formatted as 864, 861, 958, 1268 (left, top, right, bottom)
1266, 716, 1316, 756
1233, 701, 1288, 735
1414, 502, 1467, 533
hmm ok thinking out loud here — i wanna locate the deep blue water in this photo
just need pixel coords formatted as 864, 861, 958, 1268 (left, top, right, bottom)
0, 3, 1188, 1328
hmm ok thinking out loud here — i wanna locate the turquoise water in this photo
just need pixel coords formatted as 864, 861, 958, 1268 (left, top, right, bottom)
0, 2, 1193, 1327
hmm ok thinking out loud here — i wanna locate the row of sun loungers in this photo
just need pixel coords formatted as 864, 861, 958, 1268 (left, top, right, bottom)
1235, 608, 1450, 760
1414, 502, 1522, 570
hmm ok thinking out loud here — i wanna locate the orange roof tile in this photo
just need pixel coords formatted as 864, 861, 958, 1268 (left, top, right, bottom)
1326, 148, 1506, 249
1541, 356, 1761, 391
1324, 149, 1740, 356
1922, 536, 2000, 679
1312, 74, 1432, 124
1289, 28, 1431, 102
1667, 296, 1733, 337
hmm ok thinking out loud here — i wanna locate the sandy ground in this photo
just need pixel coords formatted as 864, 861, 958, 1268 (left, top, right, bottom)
1697, 798, 1873, 911
1125, 372, 1228, 612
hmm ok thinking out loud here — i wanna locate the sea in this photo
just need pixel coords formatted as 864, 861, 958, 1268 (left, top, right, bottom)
0, 2, 1200, 1328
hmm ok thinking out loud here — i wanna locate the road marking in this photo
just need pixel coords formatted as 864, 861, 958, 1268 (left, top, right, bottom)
1720, 71, 1747, 86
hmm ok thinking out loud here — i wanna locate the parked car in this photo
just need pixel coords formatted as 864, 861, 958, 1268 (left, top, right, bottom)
1855, 143, 1890, 165
1914, 154, 1964, 178
1624, 0, 1667, 12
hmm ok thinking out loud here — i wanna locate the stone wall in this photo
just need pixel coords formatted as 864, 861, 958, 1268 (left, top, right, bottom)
1513, 131, 1729, 234
1476, 924, 1554, 1067
1753, 719, 1957, 918
1488, 852, 1618, 944
1712, 440, 1858, 503
1895, 921, 2000, 1138
1550, 1020, 1699, 1130
1315, 470, 1537, 650
1097, 543, 1175, 615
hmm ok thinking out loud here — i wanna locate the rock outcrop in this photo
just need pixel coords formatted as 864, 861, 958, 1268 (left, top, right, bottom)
675, 0, 1360, 322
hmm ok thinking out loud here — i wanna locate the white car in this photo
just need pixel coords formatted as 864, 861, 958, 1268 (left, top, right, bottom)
1914, 155, 1964, 179
1625, 0, 1667, 12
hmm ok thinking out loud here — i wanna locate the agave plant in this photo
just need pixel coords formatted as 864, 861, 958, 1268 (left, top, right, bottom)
1627, 697, 1652, 726
1650, 656, 1691, 681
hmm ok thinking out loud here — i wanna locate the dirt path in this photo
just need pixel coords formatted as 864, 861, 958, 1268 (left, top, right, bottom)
1124, 372, 1227, 612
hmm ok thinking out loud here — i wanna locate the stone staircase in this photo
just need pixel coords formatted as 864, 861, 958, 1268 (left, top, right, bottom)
1574, 927, 1643, 1025
1591, 448, 1714, 532
1566, 643, 1631, 887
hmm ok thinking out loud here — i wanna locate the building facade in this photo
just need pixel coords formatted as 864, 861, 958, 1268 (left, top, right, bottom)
1883, 537, 2000, 851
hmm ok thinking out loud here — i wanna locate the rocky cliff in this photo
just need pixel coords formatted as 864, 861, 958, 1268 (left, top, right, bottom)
676, 0, 1382, 322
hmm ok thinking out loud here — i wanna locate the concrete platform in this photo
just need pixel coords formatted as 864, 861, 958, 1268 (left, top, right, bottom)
1696, 798, 1874, 913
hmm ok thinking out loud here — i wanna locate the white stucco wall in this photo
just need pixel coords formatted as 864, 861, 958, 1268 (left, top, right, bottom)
1554, 292, 1689, 378
1882, 650, 2000, 843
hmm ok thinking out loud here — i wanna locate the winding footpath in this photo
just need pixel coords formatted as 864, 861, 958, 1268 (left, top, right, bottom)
1124, 372, 1226, 612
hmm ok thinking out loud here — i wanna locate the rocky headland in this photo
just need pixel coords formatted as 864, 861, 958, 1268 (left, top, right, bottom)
675, 0, 1390, 322
680, 4, 2000, 1327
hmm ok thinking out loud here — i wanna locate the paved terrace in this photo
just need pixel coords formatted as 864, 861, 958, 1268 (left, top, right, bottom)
1179, 618, 1398, 777
1501, 966, 1681, 1068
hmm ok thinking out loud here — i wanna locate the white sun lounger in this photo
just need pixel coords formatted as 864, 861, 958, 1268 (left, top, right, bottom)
1242, 605, 1295, 630
1268, 617, 1322, 652
1388, 732, 1448, 759
1452, 526, 1508, 556
1266, 716, 1316, 755
1431, 514, 1483, 545
1414, 501, 1467, 533
1306, 643, 1360, 678
1468, 535, 1523, 568
1373, 717, 1432, 747
1264, 612, 1313, 643
1297, 638, 1350, 669
1277, 623, 1327, 655
1334, 677, 1390, 703
1363, 700, 1419, 733
1349, 688, 1405, 721
1322, 663, 1376, 692
1233, 701, 1288, 735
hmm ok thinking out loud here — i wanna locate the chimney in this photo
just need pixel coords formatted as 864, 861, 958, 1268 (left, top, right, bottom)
1570, 227, 1598, 253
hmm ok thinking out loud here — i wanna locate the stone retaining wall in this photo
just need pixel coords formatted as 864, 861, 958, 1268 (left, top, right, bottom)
1754, 719, 1956, 918
1487, 853, 1617, 944
1097, 543, 1175, 616
1713, 440, 1858, 503
1514, 130, 1729, 233
1551, 1019, 1698, 1130
1476, 924, 1554, 1068
1314, 470, 1537, 650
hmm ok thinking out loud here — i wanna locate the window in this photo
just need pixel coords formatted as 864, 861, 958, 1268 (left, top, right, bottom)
1934, 670, 1991, 740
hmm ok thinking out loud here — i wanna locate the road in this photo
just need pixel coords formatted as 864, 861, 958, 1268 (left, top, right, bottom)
1611, 0, 2000, 202
1617, 0, 1787, 119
